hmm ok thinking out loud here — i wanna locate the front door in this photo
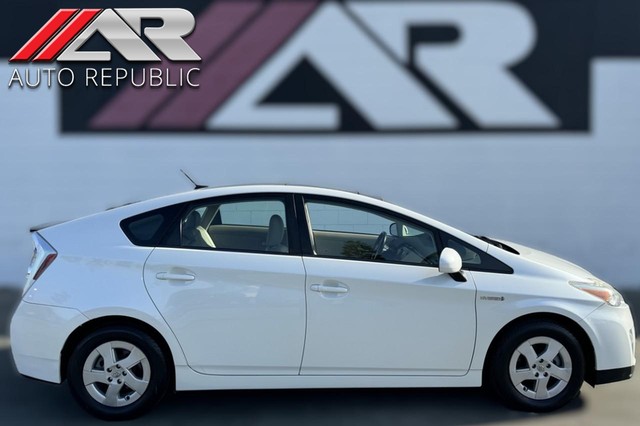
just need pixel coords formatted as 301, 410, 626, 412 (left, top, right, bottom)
299, 197, 477, 375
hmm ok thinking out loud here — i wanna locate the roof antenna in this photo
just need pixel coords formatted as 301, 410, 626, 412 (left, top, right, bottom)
180, 169, 208, 190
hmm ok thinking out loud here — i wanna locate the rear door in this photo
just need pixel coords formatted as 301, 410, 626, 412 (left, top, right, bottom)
143, 194, 307, 375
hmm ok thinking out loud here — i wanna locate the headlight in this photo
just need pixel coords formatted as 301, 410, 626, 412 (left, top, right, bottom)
569, 278, 623, 307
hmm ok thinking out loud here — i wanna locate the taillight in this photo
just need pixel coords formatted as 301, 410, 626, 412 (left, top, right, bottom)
24, 232, 57, 295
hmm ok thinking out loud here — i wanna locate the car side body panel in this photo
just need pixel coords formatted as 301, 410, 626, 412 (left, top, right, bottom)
21, 220, 190, 374
172, 366, 484, 391
143, 248, 307, 375
300, 256, 477, 376
471, 247, 635, 374
11, 301, 88, 383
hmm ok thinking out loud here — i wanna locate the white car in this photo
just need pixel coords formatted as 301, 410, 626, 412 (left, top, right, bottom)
11, 185, 635, 419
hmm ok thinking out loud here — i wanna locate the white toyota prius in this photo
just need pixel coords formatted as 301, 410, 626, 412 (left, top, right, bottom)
11, 185, 635, 419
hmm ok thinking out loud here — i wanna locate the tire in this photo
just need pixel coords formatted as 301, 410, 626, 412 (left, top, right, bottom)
67, 326, 169, 420
488, 321, 585, 412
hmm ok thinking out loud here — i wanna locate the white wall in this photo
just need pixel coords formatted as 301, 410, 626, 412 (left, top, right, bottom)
1, 60, 639, 288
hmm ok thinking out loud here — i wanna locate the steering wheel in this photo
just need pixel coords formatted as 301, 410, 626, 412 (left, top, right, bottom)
371, 231, 387, 259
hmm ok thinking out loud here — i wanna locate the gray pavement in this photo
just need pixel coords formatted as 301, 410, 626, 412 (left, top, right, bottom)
1, 287, 639, 425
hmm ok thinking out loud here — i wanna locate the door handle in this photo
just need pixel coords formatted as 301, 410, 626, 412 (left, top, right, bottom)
310, 284, 349, 294
156, 272, 196, 282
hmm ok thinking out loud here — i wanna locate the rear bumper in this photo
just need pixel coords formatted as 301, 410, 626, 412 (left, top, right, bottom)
594, 365, 634, 385
10, 300, 87, 383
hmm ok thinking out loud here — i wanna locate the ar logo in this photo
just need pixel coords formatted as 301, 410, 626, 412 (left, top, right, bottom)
10, 8, 200, 62
89, 1, 571, 132
205, 2, 558, 131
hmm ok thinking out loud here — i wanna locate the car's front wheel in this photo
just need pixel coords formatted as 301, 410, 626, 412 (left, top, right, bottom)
489, 321, 585, 412
67, 326, 169, 420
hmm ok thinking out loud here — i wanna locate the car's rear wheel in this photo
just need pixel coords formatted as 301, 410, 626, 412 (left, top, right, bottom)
67, 326, 169, 420
489, 321, 585, 412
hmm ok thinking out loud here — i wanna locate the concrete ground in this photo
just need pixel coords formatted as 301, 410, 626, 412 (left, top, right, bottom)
1, 287, 639, 425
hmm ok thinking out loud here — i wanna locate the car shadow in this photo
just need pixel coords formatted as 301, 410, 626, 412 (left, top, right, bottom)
147, 387, 584, 426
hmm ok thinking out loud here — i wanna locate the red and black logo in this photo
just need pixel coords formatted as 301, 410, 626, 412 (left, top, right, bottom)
11, 8, 199, 62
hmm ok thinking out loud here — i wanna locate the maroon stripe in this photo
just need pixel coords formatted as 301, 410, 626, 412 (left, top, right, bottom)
148, 0, 319, 129
90, 1, 263, 130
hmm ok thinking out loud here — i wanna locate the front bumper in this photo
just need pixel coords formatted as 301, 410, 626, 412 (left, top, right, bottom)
594, 365, 635, 385
581, 302, 636, 384
10, 300, 87, 383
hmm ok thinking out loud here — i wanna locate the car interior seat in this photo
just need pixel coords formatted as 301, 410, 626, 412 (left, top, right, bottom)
265, 214, 288, 253
182, 210, 216, 248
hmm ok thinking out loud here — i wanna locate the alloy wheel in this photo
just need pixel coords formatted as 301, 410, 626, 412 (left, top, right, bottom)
508, 336, 573, 400
82, 340, 151, 407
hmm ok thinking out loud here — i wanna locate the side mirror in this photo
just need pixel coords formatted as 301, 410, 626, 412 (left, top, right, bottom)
439, 247, 462, 274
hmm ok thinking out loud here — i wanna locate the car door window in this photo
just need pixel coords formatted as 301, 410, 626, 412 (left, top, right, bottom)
305, 200, 439, 267
177, 198, 290, 254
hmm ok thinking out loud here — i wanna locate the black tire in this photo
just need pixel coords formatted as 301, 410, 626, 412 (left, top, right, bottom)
488, 321, 585, 412
67, 326, 169, 420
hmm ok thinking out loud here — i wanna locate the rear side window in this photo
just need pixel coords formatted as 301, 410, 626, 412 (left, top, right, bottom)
162, 196, 291, 254
121, 204, 185, 247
